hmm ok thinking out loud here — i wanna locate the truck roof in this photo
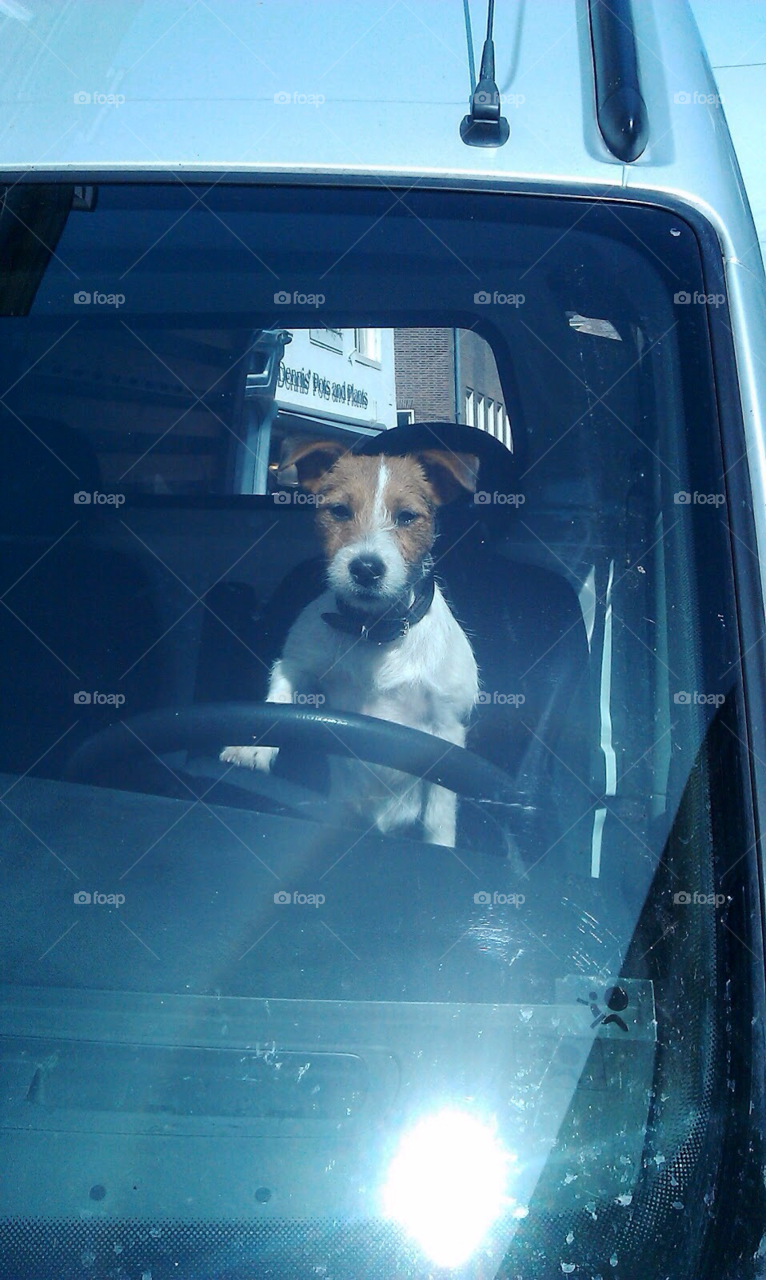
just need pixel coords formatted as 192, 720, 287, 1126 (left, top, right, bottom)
0, 0, 756, 245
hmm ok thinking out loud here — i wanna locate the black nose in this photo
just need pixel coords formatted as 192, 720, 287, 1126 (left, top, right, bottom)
349, 555, 385, 588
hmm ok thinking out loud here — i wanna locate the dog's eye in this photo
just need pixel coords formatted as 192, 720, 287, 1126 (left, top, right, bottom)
395, 510, 420, 526
329, 504, 353, 521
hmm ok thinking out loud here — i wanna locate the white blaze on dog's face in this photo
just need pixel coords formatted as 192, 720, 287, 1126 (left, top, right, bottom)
279, 442, 479, 610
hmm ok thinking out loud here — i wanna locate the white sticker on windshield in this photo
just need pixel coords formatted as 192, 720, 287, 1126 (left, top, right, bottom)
567, 312, 622, 341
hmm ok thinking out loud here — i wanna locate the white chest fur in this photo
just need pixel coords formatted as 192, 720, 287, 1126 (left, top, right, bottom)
222, 585, 479, 847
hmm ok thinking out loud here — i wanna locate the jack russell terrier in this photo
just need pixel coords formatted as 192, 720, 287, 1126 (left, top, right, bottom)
221, 440, 480, 847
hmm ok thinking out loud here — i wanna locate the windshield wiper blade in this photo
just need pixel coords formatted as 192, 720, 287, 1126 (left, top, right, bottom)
588, 0, 649, 162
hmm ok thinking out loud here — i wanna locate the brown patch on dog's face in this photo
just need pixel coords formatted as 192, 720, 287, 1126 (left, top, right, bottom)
278, 441, 479, 605
314, 454, 440, 566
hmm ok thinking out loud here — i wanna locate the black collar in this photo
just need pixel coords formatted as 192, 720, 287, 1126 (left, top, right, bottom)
322, 574, 435, 645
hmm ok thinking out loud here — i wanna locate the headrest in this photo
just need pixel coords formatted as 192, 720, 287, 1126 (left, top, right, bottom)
354, 421, 521, 529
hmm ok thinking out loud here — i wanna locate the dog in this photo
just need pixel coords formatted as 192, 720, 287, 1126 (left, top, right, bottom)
221, 440, 480, 847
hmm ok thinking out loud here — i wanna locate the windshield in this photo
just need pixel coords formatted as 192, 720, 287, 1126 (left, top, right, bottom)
0, 182, 758, 1279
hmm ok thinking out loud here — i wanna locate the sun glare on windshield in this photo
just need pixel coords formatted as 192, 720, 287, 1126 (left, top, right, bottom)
380, 1108, 518, 1267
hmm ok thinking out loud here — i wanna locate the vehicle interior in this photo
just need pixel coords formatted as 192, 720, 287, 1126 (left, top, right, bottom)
0, 182, 759, 1279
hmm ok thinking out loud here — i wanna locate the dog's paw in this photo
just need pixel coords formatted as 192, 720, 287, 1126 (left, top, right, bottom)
425, 829, 456, 849
220, 745, 278, 772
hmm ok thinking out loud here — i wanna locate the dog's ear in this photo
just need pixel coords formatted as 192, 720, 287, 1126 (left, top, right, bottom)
277, 439, 348, 491
413, 450, 480, 504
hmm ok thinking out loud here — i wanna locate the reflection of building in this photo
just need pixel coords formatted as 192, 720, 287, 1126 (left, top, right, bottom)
252, 325, 509, 491
275, 328, 396, 436
259, 327, 396, 489
394, 328, 511, 448
393, 329, 456, 423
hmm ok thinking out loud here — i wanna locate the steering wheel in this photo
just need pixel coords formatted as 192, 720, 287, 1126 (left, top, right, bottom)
64, 702, 524, 820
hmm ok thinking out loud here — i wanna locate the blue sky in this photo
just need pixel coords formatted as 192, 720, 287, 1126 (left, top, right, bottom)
691, 0, 766, 260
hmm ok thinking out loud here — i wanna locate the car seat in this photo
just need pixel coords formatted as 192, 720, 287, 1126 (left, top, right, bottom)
0, 412, 164, 777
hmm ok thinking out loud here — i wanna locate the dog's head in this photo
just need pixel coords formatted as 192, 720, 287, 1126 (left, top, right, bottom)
279, 441, 479, 611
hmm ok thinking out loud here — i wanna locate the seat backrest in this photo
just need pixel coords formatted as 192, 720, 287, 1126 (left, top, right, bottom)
211, 535, 594, 855
0, 414, 164, 775
0, 413, 101, 537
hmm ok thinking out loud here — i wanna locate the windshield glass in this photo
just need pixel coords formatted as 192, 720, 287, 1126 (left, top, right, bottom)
0, 183, 755, 1279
